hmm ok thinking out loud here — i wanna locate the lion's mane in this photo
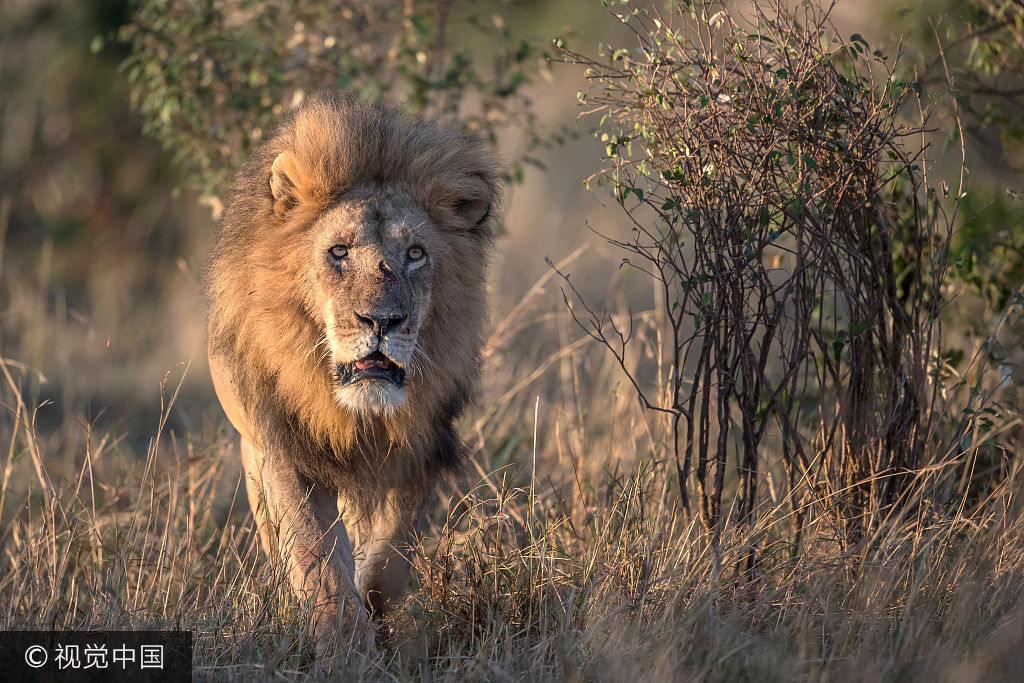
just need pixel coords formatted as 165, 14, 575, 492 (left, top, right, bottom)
206, 96, 500, 512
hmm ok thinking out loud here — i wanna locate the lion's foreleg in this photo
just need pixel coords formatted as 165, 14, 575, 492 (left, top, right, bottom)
240, 439, 273, 556
347, 484, 429, 619
240, 438, 375, 655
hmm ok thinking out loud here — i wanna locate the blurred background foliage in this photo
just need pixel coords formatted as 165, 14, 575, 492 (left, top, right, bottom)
0, 0, 211, 461
116, 0, 557, 201
889, 0, 1024, 320
0, 0, 1021, 477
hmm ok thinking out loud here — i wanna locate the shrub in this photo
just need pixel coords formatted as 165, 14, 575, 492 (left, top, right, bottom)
556, 0, 1014, 551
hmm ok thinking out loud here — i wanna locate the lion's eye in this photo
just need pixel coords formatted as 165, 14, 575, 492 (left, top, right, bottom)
329, 245, 349, 259
407, 245, 425, 261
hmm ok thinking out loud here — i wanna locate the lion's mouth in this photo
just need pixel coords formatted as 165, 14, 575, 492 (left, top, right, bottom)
337, 351, 405, 386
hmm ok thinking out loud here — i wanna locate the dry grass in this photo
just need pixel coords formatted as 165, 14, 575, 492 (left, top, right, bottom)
1, 265, 1022, 682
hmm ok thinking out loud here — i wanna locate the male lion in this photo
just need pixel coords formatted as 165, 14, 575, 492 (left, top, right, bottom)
206, 96, 499, 649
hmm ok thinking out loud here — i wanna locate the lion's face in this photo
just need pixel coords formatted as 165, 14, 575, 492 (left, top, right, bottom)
215, 106, 497, 421
310, 185, 438, 414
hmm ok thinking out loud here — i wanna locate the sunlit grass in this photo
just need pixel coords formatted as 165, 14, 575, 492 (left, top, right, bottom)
2, 311, 1022, 681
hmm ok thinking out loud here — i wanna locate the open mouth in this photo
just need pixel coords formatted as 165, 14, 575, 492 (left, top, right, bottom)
337, 351, 405, 386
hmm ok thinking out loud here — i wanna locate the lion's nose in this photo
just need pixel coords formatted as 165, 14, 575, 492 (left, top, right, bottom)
355, 309, 408, 337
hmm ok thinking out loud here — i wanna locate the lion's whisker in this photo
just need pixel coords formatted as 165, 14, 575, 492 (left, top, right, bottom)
411, 342, 440, 379
306, 333, 331, 364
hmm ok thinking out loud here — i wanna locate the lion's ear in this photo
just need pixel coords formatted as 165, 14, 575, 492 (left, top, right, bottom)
453, 173, 496, 230
270, 152, 303, 219
454, 195, 491, 228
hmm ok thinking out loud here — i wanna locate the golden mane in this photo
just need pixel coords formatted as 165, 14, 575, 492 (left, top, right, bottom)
206, 96, 500, 510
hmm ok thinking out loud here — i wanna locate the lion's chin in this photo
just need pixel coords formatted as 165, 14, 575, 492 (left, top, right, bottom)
335, 380, 407, 415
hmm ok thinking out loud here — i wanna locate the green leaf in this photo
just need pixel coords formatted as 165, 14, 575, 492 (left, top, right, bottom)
410, 13, 431, 37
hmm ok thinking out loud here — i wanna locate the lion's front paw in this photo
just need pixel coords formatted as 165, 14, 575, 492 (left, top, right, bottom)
312, 601, 380, 677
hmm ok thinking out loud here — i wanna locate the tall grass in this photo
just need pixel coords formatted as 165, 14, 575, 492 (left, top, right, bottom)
1, 264, 1021, 680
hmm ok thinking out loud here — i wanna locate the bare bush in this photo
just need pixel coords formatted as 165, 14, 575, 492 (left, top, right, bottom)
556, 1, 983, 550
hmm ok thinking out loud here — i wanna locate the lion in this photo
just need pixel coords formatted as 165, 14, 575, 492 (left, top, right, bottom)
205, 95, 500, 652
